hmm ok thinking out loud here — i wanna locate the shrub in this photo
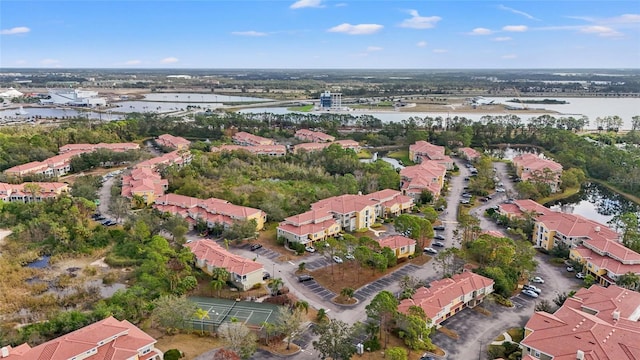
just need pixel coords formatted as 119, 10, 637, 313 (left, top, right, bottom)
288, 242, 305, 255
276, 236, 286, 246
102, 272, 119, 285
370, 223, 383, 228
83, 266, 98, 276
550, 257, 565, 265
251, 283, 262, 290
163, 349, 182, 360
363, 336, 381, 351
492, 294, 514, 307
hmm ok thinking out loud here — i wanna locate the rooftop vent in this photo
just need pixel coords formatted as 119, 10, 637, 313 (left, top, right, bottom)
577, 350, 585, 360
613, 310, 620, 321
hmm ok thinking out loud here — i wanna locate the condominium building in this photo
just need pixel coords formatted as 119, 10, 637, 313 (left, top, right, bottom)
520, 284, 640, 360
232, 131, 275, 146
400, 161, 447, 200
1, 316, 162, 360
294, 129, 335, 143
292, 140, 360, 154
185, 239, 264, 291
409, 141, 454, 170
0, 182, 69, 203
121, 167, 169, 205
155, 134, 191, 150
58, 142, 140, 154
497, 199, 554, 219
398, 271, 494, 326
458, 147, 481, 162
211, 144, 287, 157
376, 235, 416, 259
512, 153, 563, 193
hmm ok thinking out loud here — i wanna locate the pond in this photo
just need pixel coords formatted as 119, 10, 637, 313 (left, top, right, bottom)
486, 146, 542, 161
545, 182, 640, 225
26, 255, 50, 269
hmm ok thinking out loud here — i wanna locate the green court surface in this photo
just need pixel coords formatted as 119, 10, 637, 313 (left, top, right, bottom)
187, 297, 280, 332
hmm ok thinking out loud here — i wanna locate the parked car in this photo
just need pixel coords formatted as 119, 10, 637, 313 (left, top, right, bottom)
462, 193, 472, 198
434, 235, 445, 241
433, 225, 445, 231
460, 199, 470, 204
433, 241, 445, 247
531, 276, 545, 284
419, 354, 435, 360
576, 272, 585, 279
305, 246, 316, 253
566, 266, 575, 272
522, 289, 539, 298
250, 243, 263, 251
333, 256, 343, 264
523, 284, 542, 294
298, 275, 314, 282
424, 247, 438, 255
105, 220, 117, 226
262, 272, 271, 280
345, 253, 355, 260
496, 188, 506, 193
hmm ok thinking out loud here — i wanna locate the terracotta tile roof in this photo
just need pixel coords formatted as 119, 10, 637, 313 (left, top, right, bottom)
333, 139, 360, 149
156, 134, 190, 149
0, 182, 68, 200
574, 247, 640, 277
581, 238, 640, 264
398, 272, 494, 322
295, 129, 335, 142
367, 189, 402, 202
278, 218, 338, 236
59, 142, 139, 153
154, 194, 264, 226
212, 144, 286, 156
571, 285, 640, 322
283, 208, 335, 226
459, 147, 481, 159
377, 235, 415, 250
513, 153, 563, 173
312, 194, 377, 214
537, 213, 619, 242
185, 239, 263, 276
4, 316, 159, 360
521, 285, 640, 360
410, 141, 446, 160
232, 131, 275, 146
482, 230, 506, 238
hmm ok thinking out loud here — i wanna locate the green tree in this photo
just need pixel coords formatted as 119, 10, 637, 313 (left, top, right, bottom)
268, 278, 284, 296
583, 274, 596, 287
193, 307, 210, 335
616, 272, 640, 291
210, 278, 226, 297
223, 219, 258, 242
275, 307, 306, 350
312, 319, 356, 360
535, 299, 555, 313
366, 290, 398, 349
316, 308, 329, 323
293, 300, 309, 314
340, 287, 355, 301
385, 347, 408, 360
109, 196, 131, 223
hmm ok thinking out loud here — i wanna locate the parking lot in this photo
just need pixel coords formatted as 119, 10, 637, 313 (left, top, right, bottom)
353, 264, 422, 302
235, 242, 282, 261
303, 256, 334, 271
298, 278, 336, 301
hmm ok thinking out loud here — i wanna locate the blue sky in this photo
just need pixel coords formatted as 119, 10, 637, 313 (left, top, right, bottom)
1, 0, 639, 68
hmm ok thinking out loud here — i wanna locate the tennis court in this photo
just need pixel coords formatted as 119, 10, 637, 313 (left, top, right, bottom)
186, 297, 280, 332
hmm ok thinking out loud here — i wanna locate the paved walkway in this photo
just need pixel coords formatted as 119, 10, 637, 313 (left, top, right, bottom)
490, 331, 513, 345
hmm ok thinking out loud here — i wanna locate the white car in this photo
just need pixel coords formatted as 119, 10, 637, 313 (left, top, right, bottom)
305, 246, 316, 253
522, 289, 539, 298
333, 256, 343, 264
496, 188, 506, 193
576, 272, 585, 279
531, 276, 545, 284
424, 247, 438, 255
345, 253, 355, 260
566, 266, 575, 272
523, 284, 542, 294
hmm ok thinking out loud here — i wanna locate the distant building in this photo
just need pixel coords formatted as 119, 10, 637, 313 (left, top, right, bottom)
0, 87, 24, 98
1, 316, 162, 360
0, 182, 68, 203
40, 89, 106, 107
458, 147, 481, 162
211, 144, 287, 157
292, 140, 361, 154
512, 153, 563, 193
121, 167, 168, 205
155, 134, 190, 150
520, 284, 640, 360
134, 150, 192, 169
295, 129, 335, 143
185, 239, 264, 291
59, 142, 140, 154
232, 131, 275, 147
398, 271, 494, 326
409, 141, 454, 170
319, 91, 342, 110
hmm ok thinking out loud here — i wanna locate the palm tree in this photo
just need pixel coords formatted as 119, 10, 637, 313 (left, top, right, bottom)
297, 262, 306, 273
268, 278, 284, 296
293, 300, 309, 314
212, 267, 230, 281
193, 307, 210, 335
210, 279, 225, 297
340, 287, 355, 301
316, 308, 328, 323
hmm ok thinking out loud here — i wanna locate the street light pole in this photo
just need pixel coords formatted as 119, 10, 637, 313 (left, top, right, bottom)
478, 339, 483, 360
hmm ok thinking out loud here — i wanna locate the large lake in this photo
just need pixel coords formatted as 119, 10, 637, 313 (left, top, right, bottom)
240, 96, 640, 130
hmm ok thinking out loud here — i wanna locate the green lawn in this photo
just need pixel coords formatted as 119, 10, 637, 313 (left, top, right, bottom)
357, 149, 373, 159
537, 186, 580, 204
286, 104, 314, 112
387, 150, 413, 165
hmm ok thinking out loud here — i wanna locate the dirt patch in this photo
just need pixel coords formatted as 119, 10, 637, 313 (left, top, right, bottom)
153, 332, 222, 360
437, 326, 460, 340
473, 306, 492, 316
333, 295, 358, 305
310, 257, 424, 294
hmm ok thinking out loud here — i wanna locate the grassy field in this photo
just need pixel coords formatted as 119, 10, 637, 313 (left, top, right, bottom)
286, 104, 314, 112
387, 150, 413, 166
536, 186, 580, 204
153, 333, 223, 359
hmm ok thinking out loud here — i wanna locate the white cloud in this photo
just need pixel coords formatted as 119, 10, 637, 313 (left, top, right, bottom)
40, 58, 60, 65
503, 25, 528, 32
399, 10, 441, 29
328, 23, 383, 35
432, 49, 448, 53
416, 41, 428, 47
15, 60, 27, 65
580, 26, 622, 37
124, 60, 142, 65
367, 46, 383, 52
501, 54, 518, 59
231, 31, 268, 37
469, 27, 494, 35
160, 57, 179, 64
1, 26, 30, 35
497, 5, 540, 21
492, 36, 512, 41
290, 0, 323, 9
335, 2, 347, 7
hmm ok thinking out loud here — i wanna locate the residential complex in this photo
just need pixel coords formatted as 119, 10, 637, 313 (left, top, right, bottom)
185, 239, 264, 291
409, 141, 454, 170
0, 182, 69, 202
292, 139, 360, 154
232, 131, 275, 146
398, 271, 494, 326
534, 211, 640, 286
295, 129, 335, 143
498, 199, 554, 219
458, 147, 482, 162
134, 150, 192, 169
400, 161, 447, 201
512, 153, 563, 193
1, 316, 162, 360
154, 193, 267, 231
520, 284, 640, 360
277, 190, 413, 245
121, 167, 169, 205
5, 142, 140, 178
155, 134, 191, 150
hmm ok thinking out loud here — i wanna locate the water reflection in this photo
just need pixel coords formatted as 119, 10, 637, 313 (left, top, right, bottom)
545, 182, 640, 225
